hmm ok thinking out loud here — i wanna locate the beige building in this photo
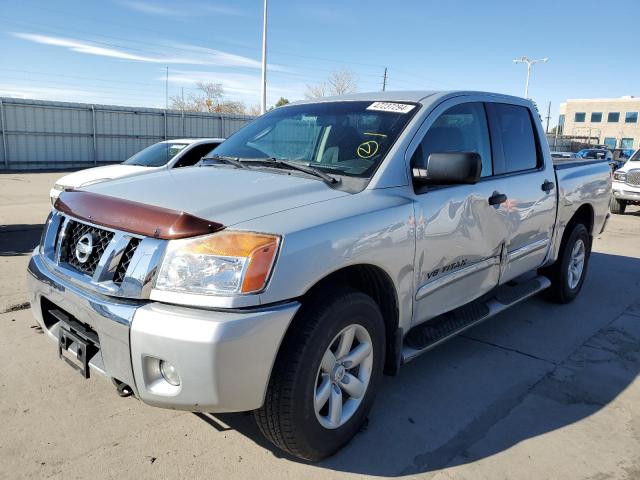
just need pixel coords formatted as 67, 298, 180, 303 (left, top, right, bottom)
558, 96, 640, 150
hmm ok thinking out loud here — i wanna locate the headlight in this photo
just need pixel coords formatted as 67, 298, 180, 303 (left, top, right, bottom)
613, 171, 627, 182
79, 178, 110, 187
53, 183, 67, 191
155, 231, 280, 295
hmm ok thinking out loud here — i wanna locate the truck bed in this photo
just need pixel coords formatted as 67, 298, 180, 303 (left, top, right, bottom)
553, 158, 610, 170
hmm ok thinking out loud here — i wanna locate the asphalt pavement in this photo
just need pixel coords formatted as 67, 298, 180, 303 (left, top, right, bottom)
1, 171, 638, 479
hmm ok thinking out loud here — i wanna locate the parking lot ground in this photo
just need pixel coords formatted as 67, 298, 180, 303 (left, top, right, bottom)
0, 172, 59, 312
0, 172, 639, 479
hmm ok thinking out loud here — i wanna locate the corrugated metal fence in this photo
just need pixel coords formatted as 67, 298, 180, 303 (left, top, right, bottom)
0, 97, 254, 170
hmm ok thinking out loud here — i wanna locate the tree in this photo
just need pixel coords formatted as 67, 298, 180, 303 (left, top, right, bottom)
170, 81, 246, 114
248, 104, 262, 116
265, 97, 290, 113
305, 68, 358, 98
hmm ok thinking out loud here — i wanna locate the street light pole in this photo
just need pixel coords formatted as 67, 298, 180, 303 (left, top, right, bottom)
260, 0, 268, 114
513, 56, 548, 99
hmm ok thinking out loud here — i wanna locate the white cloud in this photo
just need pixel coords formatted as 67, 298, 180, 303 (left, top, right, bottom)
11, 32, 281, 70
119, 1, 241, 17
12, 33, 162, 62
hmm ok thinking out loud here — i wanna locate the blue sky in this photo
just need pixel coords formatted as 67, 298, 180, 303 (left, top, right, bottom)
1, 0, 638, 125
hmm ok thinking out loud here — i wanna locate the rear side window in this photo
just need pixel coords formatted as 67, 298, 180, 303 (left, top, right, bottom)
490, 104, 539, 174
412, 102, 492, 177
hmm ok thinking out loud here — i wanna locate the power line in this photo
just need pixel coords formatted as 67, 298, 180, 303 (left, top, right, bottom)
0, 75, 164, 95
0, 67, 160, 87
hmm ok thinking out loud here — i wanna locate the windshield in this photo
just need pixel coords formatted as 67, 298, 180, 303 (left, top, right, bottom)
210, 101, 419, 178
123, 142, 189, 167
629, 150, 640, 162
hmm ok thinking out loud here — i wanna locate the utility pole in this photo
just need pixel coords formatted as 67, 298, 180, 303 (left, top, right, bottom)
260, 0, 268, 114
545, 101, 551, 134
513, 56, 548, 99
382, 67, 388, 92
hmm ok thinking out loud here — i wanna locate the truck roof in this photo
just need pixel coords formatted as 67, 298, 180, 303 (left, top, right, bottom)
291, 90, 530, 107
160, 138, 225, 144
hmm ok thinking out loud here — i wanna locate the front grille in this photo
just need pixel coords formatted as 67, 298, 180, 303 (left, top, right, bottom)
62, 220, 114, 276
41, 212, 164, 299
626, 169, 640, 186
113, 238, 140, 284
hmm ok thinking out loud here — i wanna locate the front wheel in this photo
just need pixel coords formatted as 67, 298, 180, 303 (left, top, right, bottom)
254, 289, 385, 461
610, 196, 626, 214
543, 223, 591, 303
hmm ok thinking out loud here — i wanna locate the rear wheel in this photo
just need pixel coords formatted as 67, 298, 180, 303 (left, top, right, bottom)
254, 289, 385, 461
543, 223, 590, 303
610, 196, 626, 214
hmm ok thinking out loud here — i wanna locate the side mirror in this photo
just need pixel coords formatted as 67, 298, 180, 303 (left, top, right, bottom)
412, 152, 482, 185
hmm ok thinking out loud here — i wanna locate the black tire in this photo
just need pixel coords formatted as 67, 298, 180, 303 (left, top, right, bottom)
254, 288, 385, 461
610, 196, 626, 214
542, 223, 591, 304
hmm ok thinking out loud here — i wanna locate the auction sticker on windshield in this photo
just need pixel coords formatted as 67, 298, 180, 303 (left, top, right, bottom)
367, 102, 415, 113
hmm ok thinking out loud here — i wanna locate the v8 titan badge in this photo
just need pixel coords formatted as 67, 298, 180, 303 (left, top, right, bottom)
357, 140, 379, 159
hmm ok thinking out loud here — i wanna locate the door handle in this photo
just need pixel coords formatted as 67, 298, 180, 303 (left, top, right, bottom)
541, 180, 555, 193
488, 192, 507, 206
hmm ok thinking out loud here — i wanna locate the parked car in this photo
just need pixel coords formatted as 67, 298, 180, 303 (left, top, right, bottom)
49, 138, 224, 203
611, 148, 640, 214
612, 148, 635, 161
577, 148, 613, 161
28, 91, 611, 461
550, 151, 577, 159
576, 148, 623, 172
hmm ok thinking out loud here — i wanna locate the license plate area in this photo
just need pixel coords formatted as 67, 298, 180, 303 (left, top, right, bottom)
49, 308, 100, 379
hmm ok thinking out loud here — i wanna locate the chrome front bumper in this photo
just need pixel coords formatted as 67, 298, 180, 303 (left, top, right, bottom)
612, 181, 640, 202
27, 253, 300, 412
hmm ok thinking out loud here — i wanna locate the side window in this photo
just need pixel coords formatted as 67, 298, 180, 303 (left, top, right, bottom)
174, 143, 219, 168
412, 102, 492, 178
490, 103, 539, 174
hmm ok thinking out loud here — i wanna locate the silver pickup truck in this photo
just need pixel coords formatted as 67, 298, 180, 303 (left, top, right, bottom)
27, 91, 611, 461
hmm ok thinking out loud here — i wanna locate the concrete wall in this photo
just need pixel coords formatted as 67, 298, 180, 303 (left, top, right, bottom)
0, 97, 254, 170
559, 97, 640, 149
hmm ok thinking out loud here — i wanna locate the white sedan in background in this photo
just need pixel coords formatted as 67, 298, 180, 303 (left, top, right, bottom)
50, 138, 224, 203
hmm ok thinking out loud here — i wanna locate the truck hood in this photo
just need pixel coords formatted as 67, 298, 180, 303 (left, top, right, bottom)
83, 166, 349, 226
618, 160, 640, 173
57, 164, 156, 188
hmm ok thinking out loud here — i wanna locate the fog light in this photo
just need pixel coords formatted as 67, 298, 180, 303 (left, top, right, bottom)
159, 360, 180, 386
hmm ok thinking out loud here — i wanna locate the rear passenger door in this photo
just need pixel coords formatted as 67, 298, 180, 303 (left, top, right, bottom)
485, 102, 557, 282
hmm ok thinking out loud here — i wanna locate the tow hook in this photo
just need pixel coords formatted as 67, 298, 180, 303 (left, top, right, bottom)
112, 379, 134, 398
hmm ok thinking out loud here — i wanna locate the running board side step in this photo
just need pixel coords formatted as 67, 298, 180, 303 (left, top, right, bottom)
402, 275, 551, 363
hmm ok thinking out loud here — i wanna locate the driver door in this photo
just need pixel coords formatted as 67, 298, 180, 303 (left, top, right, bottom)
410, 100, 508, 324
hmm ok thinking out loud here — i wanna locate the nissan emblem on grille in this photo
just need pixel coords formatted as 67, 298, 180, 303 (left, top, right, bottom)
74, 233, 94, 264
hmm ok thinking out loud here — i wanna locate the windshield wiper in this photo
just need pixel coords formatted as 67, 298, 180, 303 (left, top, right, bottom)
200, 155, 248, 169
246, 157, 339, 185
202, 155, 339, 185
